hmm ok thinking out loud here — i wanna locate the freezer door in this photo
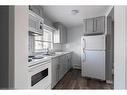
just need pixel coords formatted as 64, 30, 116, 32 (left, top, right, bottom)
81, 35, 105, 50
82, 51, 105, 80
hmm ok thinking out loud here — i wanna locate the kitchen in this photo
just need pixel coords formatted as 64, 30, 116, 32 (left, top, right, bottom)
27, 6, 114, 89
0, 5, 126, 90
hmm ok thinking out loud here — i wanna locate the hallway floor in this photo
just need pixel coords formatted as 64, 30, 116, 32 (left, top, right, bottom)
53, 69, 113, 89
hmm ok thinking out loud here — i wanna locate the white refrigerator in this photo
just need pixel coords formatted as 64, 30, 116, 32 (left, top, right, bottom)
81, 35, 105, 80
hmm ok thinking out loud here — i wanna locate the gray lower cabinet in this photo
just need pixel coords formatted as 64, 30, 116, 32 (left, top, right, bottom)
67, 53, 72, 71
51, 57, 59, 88
84, 16, 105, 35
59, 55, 67, 79
63, 55, 67, 75
51, 53, 72, 88
59, 56, 64, 80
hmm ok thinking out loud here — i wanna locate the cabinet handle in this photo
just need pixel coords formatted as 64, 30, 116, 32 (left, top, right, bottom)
85, 20, 87, 33
83, 38, 86, 49
83, 48, 85, 53
82, 38, 86, 53
93, 19, 94, 32
84, 52, 86, 62
95, 19, 97, 32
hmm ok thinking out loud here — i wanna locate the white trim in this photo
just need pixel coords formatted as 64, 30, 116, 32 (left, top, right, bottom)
105, 6, 114, 17
44, 24, 57, 32
29, 10, 44, 21
106, 80, 113, 84
114, 6, 126, 89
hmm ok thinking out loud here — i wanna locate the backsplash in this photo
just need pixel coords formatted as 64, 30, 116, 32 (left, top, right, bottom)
53, 43, 62, 52
29, 33, 34, 56
53, 43, 67, 52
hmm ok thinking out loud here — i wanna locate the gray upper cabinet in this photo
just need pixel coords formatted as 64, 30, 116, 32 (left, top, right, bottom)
53, 22, 67, 44
61, 25, 67, 44
85, 18, 94, 35
84, 16, 105, 35
96, 16, 105, 34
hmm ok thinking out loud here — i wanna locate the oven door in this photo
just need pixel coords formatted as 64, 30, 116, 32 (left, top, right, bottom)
28, 60, 51, 89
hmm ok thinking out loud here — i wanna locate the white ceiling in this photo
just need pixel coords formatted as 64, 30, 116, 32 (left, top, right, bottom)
43, 6, 111, 28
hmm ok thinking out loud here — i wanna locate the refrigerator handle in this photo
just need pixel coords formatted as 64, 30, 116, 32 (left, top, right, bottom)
83, 38, 86, 49
82, 38, 86, 53
84, 52, 86, 61
83, 48, 85, 53
84, 51, 86, 62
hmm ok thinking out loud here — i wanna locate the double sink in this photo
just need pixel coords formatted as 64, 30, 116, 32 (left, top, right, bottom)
28, 52, 70, 66
28, 54, 53, 62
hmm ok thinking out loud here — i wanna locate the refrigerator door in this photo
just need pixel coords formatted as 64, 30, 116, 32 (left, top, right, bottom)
82, 50, 105, 80
81, 35, 105, 50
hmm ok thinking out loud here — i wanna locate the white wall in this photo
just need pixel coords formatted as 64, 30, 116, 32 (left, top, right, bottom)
53, 43, 62, 52
66, 25, 83, 69
114, 6, 126, 89
125, 6, 127, 89
14, 6, 29, 89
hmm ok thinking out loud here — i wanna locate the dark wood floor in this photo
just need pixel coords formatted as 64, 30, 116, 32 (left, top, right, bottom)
53, 69, 113, 89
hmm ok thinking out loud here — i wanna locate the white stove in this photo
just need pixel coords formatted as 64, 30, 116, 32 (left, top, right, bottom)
28, 59, 51, 89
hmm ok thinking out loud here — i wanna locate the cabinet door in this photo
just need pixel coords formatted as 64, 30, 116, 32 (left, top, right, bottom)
67, 54, 70, 71
93, 18, 97, 33
68, 53, 72, 70
51, 61, 57, 88
53, 22, 67, 44
66, 55, 69, 71
53, 23, 61, 43
69, 53, 72, 69
86, 18, 94, 35
53, 29, 60, 43
61, 26, 67, 43
59, 56, 64, 80
96, 16, 105, 34
56, 63, 59, 83
64, 55, 68, 74
51, 58, 59, 88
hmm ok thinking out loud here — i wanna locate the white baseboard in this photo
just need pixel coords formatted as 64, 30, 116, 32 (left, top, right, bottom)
106, 80, 113, 84
73, 65, 81, 69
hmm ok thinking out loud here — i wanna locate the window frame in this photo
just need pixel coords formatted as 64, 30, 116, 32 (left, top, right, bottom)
34, 24, 54, 53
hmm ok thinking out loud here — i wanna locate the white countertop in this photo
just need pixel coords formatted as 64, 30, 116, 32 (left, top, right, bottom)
28, 51, 72, 67
51, 51, 72, 58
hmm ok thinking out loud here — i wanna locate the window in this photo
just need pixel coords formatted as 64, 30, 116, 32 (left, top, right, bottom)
34, 35, 43, 52
42, 29, 53, 49
34, 26, 53, 52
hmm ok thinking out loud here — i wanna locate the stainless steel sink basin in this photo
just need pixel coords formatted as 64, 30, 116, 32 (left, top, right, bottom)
32, 56, 44, 59
28, 55, 45, 62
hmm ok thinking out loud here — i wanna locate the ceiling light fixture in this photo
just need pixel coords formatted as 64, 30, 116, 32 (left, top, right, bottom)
71, 10, 79, 15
